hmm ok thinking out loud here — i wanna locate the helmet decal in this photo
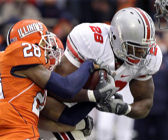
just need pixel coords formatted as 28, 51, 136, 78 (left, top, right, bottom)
6, 19, 48, 46
18, 22, 44, 39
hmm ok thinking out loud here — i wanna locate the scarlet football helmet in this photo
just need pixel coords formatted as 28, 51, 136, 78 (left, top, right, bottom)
110, 7, 156, 66
155, 0, 168, 29
7, 19, 64, 65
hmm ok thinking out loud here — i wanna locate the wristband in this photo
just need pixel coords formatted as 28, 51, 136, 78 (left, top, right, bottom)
87, 90, 96, 102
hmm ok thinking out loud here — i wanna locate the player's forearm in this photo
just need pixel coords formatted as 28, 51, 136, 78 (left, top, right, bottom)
58, 102, 96, 126
128, 78, 154, 119
48, 89, 91, 103
49, 88, 108, 103
42, 97, 95, 126
39, 116, 75, 132
127, 98, 153, 119
40, 96, 66, 121
45, 60, 94, 99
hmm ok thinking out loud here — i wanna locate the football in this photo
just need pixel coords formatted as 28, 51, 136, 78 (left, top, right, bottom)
83, 70, 107, 90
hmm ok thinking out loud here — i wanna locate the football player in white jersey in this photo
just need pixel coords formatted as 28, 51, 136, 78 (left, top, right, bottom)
40, 7, 163, 140
155, 0, 168, 29
54, 7, 162, 118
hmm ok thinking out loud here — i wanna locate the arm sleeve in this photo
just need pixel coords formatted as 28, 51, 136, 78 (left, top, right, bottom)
58, 102, 96, 126
45, 60, 94, 99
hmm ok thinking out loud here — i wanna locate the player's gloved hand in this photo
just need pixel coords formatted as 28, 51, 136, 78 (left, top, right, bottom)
96, 65, 114, 76
82, 116, 94, 137
97, 93, 131, 115
75, 116, 94, 137
87, 70, 117, 102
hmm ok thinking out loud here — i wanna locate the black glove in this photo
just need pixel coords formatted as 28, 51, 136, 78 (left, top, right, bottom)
97, 93, 131, 115
92, 70, 117, 102
82, 116, 94, 137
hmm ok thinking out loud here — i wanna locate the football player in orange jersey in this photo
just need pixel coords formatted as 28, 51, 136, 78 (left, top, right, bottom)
0, 19, 115, 140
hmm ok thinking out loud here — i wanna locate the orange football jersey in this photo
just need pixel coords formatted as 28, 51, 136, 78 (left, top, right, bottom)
0, 41, 48, 140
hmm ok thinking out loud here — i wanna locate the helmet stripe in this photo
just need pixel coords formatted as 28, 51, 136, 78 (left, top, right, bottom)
133, 9, 146, 38
135, 8, 151, 40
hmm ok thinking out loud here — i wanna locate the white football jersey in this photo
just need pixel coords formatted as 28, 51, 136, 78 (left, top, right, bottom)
65, 23, 162, 91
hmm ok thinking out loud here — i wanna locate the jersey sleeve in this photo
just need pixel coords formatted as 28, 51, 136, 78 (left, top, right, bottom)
64, 23, 110, 68
135, 45, 163, 81
64, 35, 84, 68
5, 41, 46, 69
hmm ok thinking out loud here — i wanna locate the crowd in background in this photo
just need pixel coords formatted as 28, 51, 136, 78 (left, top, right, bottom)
0, 0, 160, 50
0, 0, 168, 140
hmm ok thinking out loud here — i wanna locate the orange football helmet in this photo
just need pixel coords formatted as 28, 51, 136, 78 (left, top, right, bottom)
7, 19, 48, 45
7, 19, 64, 66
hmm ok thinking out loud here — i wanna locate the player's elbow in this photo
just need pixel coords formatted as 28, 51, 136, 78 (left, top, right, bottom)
139, 99, 153, 118
144, 100, 153, 118
130, 98, 153, 119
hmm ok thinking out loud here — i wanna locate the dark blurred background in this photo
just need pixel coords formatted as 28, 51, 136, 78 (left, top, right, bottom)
0, 0, 159, 50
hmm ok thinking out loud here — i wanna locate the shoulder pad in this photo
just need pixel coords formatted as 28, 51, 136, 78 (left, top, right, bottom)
146, 45, 163, 75
135, 45, 163, 80
4, 41, 46, 67
65, 23, 111, 66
